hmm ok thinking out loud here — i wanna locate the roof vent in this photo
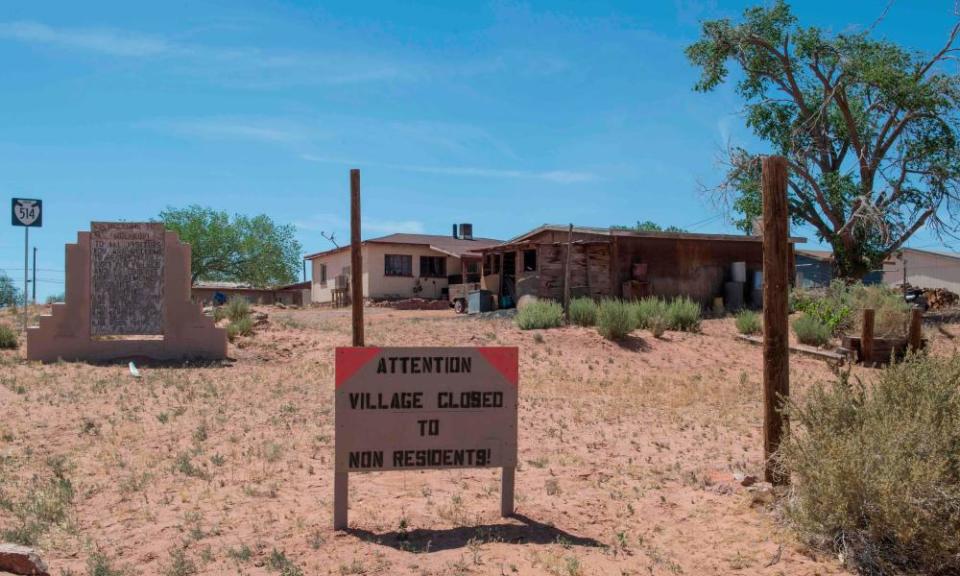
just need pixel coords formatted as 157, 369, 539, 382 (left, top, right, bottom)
459, 223, 473, 240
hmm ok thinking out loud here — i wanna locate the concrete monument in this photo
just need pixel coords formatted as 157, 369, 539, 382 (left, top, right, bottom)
28, 222, 227, 362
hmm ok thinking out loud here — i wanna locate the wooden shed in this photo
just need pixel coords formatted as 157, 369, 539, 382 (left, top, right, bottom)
477, 225, 802, 307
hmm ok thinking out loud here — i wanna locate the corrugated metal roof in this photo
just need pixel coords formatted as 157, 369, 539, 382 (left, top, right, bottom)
193, 281, 255, 289
901, 247, 960, 261
796, 249, 833, 262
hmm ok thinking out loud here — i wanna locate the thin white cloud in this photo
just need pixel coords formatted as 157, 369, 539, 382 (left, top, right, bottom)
301, 154, 596, 184
141, 118, 309, 144
0, 21, 174, 57
0, 20, 412, 86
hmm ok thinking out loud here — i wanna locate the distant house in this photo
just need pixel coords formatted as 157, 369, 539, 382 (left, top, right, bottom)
476, 224, 805, 306
884, 247, 960, 292
192, 281, 312, 307
795, 249, 882, 288
304, 225, 501, 304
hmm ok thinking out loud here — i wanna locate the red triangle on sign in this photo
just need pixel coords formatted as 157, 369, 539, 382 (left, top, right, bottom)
335, 347, 382, 389
477, 347, 519, 387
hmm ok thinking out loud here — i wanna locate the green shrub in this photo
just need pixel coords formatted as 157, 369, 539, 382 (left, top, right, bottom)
568, 297, 598, 326
792, 313, 831, 346
734, 309, 761, 335
792, 281, 909, 337
0, 323, 17, 349
647, 314, 668, 338
850, 284, 910, 337
596, 299, 636, 340
778, 354, 960, 574
87, 551, 125, 576
227, 316, 254, 341
788, 286, 816, 313
632, 297, 667, 330
514, 299, 563, 330
225, 298, 251, 323
666, 297, 701, 332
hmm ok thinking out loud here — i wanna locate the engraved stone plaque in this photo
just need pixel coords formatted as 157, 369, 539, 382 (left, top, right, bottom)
90, 223, 165, 336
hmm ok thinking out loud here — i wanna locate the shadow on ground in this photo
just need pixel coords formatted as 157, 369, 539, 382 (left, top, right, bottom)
346, 514, 604, 553
615, 334, 650, 352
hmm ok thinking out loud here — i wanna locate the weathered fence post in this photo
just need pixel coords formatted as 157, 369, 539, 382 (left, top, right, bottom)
762, 155, 790, 486
908, 308, 923, 353
861, 308, 875, 366
563, 224, 573, 317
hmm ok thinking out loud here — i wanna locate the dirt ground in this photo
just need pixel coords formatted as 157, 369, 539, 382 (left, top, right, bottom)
2, 305, 957, 575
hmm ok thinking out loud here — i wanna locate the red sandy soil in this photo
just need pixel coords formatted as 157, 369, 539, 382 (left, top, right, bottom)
1, 305, 955, 575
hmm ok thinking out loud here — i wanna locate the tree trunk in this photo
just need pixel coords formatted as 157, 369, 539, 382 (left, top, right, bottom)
831, 237, 871, 281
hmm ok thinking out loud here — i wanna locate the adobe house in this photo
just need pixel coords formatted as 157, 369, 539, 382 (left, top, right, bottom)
477, 224, 804, 306
304, 224, 501, 304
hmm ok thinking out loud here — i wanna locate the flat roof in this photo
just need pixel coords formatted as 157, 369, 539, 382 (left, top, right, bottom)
899, 246, 960, 261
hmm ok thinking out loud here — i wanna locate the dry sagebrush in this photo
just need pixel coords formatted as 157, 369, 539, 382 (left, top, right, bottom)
778, 353, 960, 575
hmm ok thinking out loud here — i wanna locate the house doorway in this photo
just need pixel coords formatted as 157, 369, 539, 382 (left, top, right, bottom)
501, 251, 517, 308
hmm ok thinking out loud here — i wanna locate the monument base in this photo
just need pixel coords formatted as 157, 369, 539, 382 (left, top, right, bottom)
27, 225, 227, 363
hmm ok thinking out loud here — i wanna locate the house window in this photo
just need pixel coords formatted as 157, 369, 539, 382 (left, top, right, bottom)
319, 263, 327, 286
464, 260, 480, 275
483, 254, 501, 275
420, 256, 447, 278
384, 254, 412, 277
523, 249, 537, 272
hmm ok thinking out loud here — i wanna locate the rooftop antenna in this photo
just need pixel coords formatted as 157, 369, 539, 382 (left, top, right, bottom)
321, 231, 339, 248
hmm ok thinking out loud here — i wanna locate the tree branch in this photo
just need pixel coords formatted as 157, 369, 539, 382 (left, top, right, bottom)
886, 208, 936, 253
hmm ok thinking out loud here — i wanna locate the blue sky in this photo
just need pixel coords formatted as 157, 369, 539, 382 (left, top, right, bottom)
0, 0, 955, 299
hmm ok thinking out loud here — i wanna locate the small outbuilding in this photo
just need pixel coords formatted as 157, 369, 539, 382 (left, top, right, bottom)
884, 247, 960, 292
191, 281, 312, 307
476, 225, 804, 307
795, 249, 883, 288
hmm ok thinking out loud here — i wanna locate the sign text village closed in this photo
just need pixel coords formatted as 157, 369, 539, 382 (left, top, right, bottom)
334, 346, 518, 529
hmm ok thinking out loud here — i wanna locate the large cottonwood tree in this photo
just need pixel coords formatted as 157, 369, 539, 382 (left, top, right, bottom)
686, 1, 960, 278
159, 205, 302, 287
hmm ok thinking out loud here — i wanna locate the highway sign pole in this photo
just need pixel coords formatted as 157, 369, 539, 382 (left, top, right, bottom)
23, 226, 28, 332
11, 198, 43, 334
32, 246, 37, 304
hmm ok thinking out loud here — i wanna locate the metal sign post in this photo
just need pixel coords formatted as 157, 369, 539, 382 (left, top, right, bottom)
11, 198, 42, 333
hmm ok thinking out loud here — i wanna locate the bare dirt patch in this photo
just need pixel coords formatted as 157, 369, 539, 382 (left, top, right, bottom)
0, 304, 910, 575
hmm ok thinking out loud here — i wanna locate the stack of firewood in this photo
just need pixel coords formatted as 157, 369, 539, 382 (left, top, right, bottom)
923, 287, 959, 310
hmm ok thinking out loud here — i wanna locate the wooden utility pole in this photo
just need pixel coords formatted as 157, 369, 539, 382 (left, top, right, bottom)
350, 169, 364, 347
563, 224, 573, 317
336, 168, 364, 531
761, 155, 790, 486
861, 308, 875, 365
